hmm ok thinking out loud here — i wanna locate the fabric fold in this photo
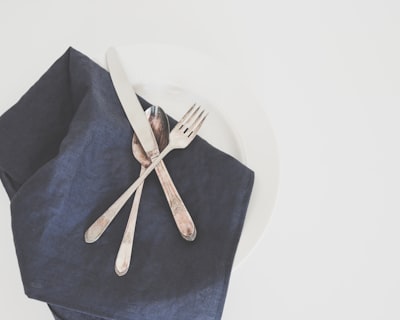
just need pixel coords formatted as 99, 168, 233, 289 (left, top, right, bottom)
0, 47, 254, 320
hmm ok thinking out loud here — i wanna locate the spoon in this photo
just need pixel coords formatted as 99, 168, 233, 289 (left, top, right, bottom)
115, 106, 196, 276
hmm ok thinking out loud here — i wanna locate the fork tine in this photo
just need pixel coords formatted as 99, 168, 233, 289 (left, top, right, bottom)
181, 104, 201, 129
177, 103, 196, 126
188, 111, 208, 138
188, 109, 205, 131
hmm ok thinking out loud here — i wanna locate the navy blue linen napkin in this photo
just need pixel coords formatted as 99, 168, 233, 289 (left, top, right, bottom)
0, 48, 254, 320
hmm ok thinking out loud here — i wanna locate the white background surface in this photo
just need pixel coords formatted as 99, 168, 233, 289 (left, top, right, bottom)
1, 1, 400, 319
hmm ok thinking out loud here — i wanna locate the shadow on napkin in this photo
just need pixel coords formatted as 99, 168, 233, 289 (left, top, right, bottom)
0, 48, 254, 320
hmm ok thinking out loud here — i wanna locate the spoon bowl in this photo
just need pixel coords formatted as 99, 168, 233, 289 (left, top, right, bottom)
132, 106, 170, 167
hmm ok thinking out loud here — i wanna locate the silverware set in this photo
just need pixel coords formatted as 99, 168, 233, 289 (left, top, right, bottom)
84, 48, 207, 276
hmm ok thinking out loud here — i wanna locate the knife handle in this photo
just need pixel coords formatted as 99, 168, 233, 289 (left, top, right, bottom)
155, 160, 197, 241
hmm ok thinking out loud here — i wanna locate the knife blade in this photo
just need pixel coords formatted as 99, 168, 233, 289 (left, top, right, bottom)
106, 47, 159, 158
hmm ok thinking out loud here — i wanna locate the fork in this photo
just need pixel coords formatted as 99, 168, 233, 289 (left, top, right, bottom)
84, 104, 208, 243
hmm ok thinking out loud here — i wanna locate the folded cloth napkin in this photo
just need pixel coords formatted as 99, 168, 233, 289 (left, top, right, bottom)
0, 48, 254, 320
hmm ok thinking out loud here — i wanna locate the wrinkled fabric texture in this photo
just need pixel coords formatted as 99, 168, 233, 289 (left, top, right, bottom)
0, 48, 254, 320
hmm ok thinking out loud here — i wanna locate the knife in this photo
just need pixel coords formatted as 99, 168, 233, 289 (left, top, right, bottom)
85, 48, 196, 245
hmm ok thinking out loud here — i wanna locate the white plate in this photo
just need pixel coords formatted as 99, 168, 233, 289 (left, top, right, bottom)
96, 44, 279, 268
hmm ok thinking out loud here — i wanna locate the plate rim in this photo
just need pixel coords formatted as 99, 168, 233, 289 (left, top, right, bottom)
100, 43, 280, 269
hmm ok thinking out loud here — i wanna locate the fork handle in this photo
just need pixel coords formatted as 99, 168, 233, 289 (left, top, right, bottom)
155, 160, 196, 241
84, 145, 172, 243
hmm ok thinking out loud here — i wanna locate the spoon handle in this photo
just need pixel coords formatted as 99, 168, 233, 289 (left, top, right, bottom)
115, 166, 145, 276
84, 146, 172, 243
155, 160, 196, 241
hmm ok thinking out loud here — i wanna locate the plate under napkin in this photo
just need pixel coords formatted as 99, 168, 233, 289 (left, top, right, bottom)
0, 48, 254, 320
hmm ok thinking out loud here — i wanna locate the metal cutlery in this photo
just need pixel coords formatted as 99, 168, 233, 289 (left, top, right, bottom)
84, 104, 207, 244
115, 106, 169, 276
84, 47, 197, 243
